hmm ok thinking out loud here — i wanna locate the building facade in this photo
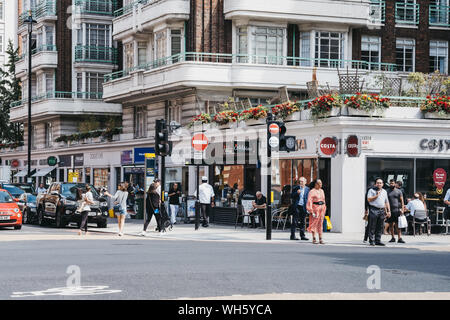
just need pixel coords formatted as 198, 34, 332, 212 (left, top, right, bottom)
0, 0, 18, 67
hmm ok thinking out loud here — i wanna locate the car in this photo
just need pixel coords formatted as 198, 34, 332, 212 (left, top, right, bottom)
0, 183, 36, 198
17, 193, 38, 224
36, 182, 109, 228
0, 189, 23, 230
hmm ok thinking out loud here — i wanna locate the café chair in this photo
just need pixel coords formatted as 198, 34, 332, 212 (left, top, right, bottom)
235, 204, 253, 229
412, 210, 431, 236
271, 206, 289, 230
435, 207, 445, 225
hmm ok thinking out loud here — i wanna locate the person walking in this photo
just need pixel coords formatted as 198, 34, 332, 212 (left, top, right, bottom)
367, 178, 391, 246
387, 179, 405, 243
291, 177, 309, 241
104, 184, 128, 236
37, 183, 47, 194
195, 176, 215, 228
363, 182, 375, 243
306, 179, 326, 244
168, 183, 181, 225
140, 183, 161, 236
77, 185, 94, 236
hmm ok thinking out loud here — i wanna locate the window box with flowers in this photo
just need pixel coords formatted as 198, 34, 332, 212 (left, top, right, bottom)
421, 95, 450, 119
239, 105, 269, 126
188, 113, 214, 131
272, 102, 301, 121
213, 110, 240, 129
345, 93, 390, 117
305, 94, 343, 121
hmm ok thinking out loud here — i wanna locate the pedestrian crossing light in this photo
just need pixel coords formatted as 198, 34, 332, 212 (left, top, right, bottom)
155, 119, 172, 156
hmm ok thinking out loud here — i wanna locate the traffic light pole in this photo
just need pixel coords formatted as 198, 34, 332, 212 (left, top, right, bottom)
195, 164, 200, 230
266, 114, 273, 241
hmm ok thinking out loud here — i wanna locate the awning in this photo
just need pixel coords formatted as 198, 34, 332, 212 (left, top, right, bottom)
15, 169, 31, 178
32, 166, 56, 177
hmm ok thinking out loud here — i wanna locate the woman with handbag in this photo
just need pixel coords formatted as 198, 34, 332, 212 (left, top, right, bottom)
306, 179, 327, 244
104, 183, 128, 236
140, 183, 161, 236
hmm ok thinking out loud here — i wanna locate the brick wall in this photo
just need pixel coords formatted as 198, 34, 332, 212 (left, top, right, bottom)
55, 0, 72, 92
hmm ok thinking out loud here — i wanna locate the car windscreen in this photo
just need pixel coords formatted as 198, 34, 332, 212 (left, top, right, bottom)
27, 194, 37, 203
18, 185, 35, 194
0, 191, 14, 203
2, 185, 25, 197
60, 184, 99, 199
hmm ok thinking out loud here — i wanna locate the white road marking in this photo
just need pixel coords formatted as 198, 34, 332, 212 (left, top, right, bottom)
11, 286, 121, 298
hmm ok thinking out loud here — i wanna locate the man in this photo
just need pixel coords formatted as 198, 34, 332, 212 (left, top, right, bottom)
387, 179, 405, 244
251, 191, 267, 228
196, 176, 215, 228
290, 177, 309, 241
367, 178, 391, 246
168, 183, 181, 225
37, 183, 47, 194
363, 181, 375, 243
444, 188, 450, 222
405, 193, 427, 233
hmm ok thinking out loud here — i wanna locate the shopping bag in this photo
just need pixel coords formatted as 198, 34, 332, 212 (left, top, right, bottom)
325, 216, 332, 231
398, 215, 408, 229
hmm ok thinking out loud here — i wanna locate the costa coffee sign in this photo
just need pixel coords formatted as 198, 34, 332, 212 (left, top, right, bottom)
346, 135, 361, 157
319, 137, 338, 157
433, 168, 447, 191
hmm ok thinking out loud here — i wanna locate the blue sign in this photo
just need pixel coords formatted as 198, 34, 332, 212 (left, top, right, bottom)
134, 147, 155, 164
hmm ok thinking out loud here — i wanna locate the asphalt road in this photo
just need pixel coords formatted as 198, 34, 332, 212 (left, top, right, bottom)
1, 225, 449, 300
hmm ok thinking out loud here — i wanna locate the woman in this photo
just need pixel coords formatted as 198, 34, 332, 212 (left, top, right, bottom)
140, 183, 161, 236
306, 179, 327, 244
104, 183, 128, 236
77, 185, 94, 236
168, 183, 181, 225
418, 192, 427, 211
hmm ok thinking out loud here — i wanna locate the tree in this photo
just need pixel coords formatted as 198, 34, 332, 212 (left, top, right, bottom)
0, 40, 22, 144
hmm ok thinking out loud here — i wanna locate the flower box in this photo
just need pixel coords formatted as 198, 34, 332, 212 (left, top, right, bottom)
111, 134, 120, 141
424, 112, 450, 120
244, 118, 266, 126
218, 122, 238, 130
285, 112, 301, 122
347, 108, 385, 117
93, 136, 102, 143
385, 107, 422, 119
57, 141, 67, 148
301, 109, 311, 120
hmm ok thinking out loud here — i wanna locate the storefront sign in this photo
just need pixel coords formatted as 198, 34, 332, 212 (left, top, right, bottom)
58, 155, 71, 167
361, 136, 373, 150
346, 135, 360, 157
433, 168, 447, 192
10, 159, 19, 168
296, 139, 307, 151
419, 139, 450, 152
74, 154, 84, 167
47, 156, 58, 166
192, 133, 209, 152
134, 147, 155, 164
121, 150, 133, 165
319, 137, 338, 157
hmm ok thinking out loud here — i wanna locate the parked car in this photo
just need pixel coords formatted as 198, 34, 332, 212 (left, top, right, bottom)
17, 193, 37, 224
0, 189, 22, 230
36, 182, 108, 228
0, 183, 36, 198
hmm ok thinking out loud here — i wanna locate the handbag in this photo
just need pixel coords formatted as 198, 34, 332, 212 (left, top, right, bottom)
325, 216, 332, 231
398, 215, 408, 229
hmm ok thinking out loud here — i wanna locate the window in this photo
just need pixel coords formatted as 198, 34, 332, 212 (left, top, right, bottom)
171, 30, 182, 63
134, 106, 147, 138
0, 35, 3, 53
430, 0, 450, 26
30, 125, 37, 150
124, 42, 134, 69
45, 72, 54, 93
315, 32, 345, 68
396, 38, 415, 72
429, 40, 448, 74
137, 42, 147, 67
361, 36, 381, 70
396, 0, 418, 25
155, 30, 167, 63
169, 104, 181, 124
300, 32, 311, 66
86, 24, 110, 47
86, 73, 105, 98
45, 26, 54, 48
45, 123, 53, 147
76, 73, 83, 94
251, 27, 285, 65
0, 1, 4, 21
237, 27, 248, 63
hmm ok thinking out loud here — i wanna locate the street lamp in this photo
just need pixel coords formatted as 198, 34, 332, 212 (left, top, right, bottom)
24, 10, 36, 182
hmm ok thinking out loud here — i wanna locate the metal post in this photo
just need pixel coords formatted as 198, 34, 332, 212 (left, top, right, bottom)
161, 155, 165, 203
195, 164, 200, 230
266, 113, 273, 240
27, 12, 33, 181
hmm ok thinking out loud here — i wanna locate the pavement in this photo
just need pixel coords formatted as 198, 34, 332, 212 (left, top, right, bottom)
95, 217, 450, 251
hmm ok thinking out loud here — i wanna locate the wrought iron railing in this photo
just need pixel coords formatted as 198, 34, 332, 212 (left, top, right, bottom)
395, 2, 420, 25
10, 91, 103, 108
74, 0, 118, 15
113, 0, 154, 17
429, 4, 450, 27
19, 0, 57, 26
18, 44, 57, 61
370, 0, 385, 23
75, 46, 118, 64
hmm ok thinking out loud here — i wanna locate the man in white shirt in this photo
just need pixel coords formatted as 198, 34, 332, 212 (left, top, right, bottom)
444, 188, 450, 221
37, 183, 47, 194
367, 178, 391, 246
195, 176, 215, 228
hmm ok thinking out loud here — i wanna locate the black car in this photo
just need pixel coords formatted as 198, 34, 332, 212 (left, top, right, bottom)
17, 193, 38, 224
36, 182, 108, 228
0, 183, 36, 199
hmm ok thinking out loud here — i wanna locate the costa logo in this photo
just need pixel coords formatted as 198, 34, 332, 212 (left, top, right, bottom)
346, 135, 360, 157
11, 159, 20, 168
320, 137, 338, 156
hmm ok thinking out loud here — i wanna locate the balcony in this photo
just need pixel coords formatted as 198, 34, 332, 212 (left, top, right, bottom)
18, 0, 57, 28
9, 91, 122, 122
74, 46, 118, 65
369, 0, 385, 24
74, 0, 118, 16
112, 0, 190, 39
223, 0, 371, 26
15, 45, 58, 78
429, 4, 450, 27
395, 2, 419, 25
102, 52, 397, 103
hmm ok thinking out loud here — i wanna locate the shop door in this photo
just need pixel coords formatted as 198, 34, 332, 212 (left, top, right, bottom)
319, 158, 331, 217
244, 165, 260, 195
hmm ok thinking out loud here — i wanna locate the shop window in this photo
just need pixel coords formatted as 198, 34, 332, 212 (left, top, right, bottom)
366, 158, 414, 196
85, 168, 91, 185
94, 168, 109, 189
416, 159, 450, 198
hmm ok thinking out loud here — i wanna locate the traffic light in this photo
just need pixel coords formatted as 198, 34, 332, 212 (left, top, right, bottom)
278, 123, 296, 152
155, 119, 172, 156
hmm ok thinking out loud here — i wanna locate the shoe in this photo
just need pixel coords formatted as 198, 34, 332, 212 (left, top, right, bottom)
312, 239, 318, 244
301, 237, 309, 241
363, 240, 367, 243
290, 237, 299, 240
369, 242, 375, 246
118, 232, 123, 237
78, 230, 82, 236
139, 231, 146, 237
375, 242, 385, 246
398, 238, 405, 244
389, 238, 396, 243
319, 239, 325, 244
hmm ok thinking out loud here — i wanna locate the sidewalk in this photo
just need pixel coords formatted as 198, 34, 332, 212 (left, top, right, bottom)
95, 218, 450, 251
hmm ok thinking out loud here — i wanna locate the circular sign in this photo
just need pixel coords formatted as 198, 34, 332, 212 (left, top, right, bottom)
286, 137, 296, 150
269, 136, 279, 148
346, 135, 359, 157
269, 123, 280, 135
10, 159, 19, 168
47, 156, 58, 166
192, 133, 209, 152
320, 137, 337, 156
433, 168, 447, 191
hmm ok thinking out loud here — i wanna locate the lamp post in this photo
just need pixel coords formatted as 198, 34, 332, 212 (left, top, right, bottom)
24, 10, 36, 182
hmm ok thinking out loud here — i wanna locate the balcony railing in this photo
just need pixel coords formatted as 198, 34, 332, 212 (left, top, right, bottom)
370, 0, 385, 23
75, 46, 118, 64
113, 0, 153, 17
395, 2, 419, 25
19, 0, 57, 27
74, 0, 118, 15
429, 4, 450, 27
19, 44, 57, 61
11, 91, 103, 108
104, 52, 397, 82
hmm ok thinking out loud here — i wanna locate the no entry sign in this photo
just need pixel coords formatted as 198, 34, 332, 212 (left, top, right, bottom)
269, 123, 280, 135
192, 133, 209, 152
320, 137, 338, 156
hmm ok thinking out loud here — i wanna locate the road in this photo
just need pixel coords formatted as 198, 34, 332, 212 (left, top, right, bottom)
1, 224, 449, 300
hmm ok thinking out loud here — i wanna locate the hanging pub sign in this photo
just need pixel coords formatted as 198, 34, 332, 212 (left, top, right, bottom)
433, 168, 447, 194
319, 137, 338, 157
346, 135, 361, 157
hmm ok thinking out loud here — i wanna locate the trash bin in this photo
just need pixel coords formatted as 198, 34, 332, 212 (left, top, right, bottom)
135, 197, 144, 219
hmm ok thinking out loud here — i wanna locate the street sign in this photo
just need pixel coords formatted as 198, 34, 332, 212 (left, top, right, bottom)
269, 136, 279, 148
192, 133, 208, 152
269, 123, 280, 135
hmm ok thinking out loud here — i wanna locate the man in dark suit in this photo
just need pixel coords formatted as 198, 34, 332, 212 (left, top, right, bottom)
290, 177, 310, 241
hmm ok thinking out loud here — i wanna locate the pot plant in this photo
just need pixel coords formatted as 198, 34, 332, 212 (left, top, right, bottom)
306, 94, 343, 121
188, 113, 213, 131
213, 110, 240, 129
345, 93, 390, 117
239, 105, 268, 126
420, 95, 450, 119
271, 102, 301, 121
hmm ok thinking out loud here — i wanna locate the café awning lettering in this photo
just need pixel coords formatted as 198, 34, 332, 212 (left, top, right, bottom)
419, 139, 450, 152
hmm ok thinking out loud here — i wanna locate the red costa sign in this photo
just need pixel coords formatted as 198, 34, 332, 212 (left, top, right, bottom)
320, 137, 337, 156
346, 135, 360, 157
10, 159, 19, 168
433, 168, 447, 190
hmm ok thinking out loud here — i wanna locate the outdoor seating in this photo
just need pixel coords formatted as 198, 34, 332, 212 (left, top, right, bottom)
412, 210, 431, 236
435, 206, 445, 225
235, 204, 253, 229
271, 206, 289, 230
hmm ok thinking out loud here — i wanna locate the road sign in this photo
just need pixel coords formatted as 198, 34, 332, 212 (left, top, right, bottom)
192, 133, 209, 152
269, 136, 279, 148
269, 123, 280, 135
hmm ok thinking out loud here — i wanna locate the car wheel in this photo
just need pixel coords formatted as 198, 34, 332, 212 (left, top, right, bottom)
38, 208, 46, 226
14, 225, 22, 230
